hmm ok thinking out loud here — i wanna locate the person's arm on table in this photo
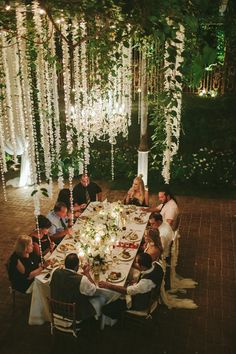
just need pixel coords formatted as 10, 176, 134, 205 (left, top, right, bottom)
98, 281, 127, 295
141, 204, 162, 212
49, 227, 72, 242
98, 279, 154, 295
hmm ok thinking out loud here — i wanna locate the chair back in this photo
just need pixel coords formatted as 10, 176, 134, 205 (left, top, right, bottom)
146, 268, 164, 315
47, 297, 80, 337
173, 213, 181, 232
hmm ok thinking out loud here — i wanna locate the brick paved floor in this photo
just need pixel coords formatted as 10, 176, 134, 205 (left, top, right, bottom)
0, 181, 235, 354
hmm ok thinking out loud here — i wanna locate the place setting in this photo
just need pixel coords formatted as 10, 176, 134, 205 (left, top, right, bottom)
56, 242, 77, 253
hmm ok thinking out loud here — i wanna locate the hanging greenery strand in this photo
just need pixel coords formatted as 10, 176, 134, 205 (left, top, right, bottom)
1, 33, 18, 163
15, 4, 38, 187
162, 22, 185, 184
61, 20, 74, 155
33, 1, 52, 181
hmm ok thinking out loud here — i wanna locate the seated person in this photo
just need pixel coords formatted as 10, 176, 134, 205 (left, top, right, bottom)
50, 253, 104, 321
124, 175, 149, 207
29, 215, 54, 257
57, 188, 84, 221
143, 186, 179, 230
149, 212, 175, 291
47, 202, 72, 245
99, 253, 163, 319
73, 173, 102, 206
7, 235, 49, 293
149, 212, 174, 260
141, 228, 163, 262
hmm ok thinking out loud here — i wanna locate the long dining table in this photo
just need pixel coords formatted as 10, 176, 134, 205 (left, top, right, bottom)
28, 201, 150, 325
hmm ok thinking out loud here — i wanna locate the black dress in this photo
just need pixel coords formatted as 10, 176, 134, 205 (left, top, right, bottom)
126, 197, 146, 207
32, 234, 51, 255
8, 252, 40, 293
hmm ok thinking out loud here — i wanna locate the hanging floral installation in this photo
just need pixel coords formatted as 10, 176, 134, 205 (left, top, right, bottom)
0, 1, 133, 204
162, 22, 185, 184
0, 0, 191, 219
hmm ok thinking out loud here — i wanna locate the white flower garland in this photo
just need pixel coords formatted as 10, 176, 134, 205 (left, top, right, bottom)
72, 19, 83, 154
0, 154, 7, 201
35, 215, 44, 264
0, 49, 7, 200
48, 28, 63, 188
111, 143, 114, 180
162, 22, 185, 184
14, 37, 26, 145
16, 4, 38, 187
0, 44, 8, 176
61, 21, 74, 155
68, 166, 74, 223
1, 34, 18, 163
32, 1, 52, 181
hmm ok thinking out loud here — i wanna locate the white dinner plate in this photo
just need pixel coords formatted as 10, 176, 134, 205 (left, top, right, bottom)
117, 250, 135, 262
124, 231, 142, 242
57, 243, 76, 253
132, 216, 147, 224
107, 271, 126, 283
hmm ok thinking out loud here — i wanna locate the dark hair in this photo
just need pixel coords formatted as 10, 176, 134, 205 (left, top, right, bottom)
149, 212, 163, 223
138, 252, 153, 269
159, 185, 178, 205
79, 173, 90, 180
147, 229, 163, 253
65, 253, 79, 270
54, 201, 67, 212
37, 215, 52, 229
57, 189, 71, 210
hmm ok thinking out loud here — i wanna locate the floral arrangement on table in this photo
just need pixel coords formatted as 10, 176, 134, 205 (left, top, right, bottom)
76, 201, 126, 263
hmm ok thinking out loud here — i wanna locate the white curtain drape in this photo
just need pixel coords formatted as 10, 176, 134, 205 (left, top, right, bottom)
5, 137, 30, 187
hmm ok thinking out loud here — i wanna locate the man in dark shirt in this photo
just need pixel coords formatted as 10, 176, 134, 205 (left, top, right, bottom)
73, 173, 102, 206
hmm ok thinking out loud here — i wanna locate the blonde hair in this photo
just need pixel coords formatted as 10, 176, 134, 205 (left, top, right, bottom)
14, 234, 32, 257
131, 174, 145, 202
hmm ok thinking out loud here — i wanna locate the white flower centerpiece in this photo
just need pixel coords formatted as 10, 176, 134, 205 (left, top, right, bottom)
76, 201, 126, 265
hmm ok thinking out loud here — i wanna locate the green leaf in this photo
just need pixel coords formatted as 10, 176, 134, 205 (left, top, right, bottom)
123, 41, 129, 48
42, 191, 49, 198
40, 188, 48, 193
31, 190, 38, 197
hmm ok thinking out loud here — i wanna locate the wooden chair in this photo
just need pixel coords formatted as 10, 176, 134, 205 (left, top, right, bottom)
47, 297, 82, 338
123, 283, 162, 327
5, 261, 25, 313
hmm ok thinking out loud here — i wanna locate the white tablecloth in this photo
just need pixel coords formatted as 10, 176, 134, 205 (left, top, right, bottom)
29, 202, 150, 325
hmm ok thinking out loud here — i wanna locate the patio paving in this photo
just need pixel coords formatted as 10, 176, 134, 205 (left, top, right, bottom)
0, 181, 235, 354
